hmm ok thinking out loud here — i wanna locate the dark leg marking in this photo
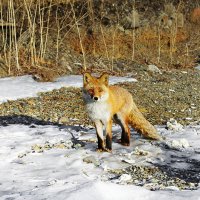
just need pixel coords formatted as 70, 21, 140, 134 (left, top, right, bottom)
97, 134, 104, 150
121, 129, 130, 146
106, 134, 112, 150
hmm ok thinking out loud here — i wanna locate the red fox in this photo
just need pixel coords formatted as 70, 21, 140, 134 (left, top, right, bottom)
83, 73, 161, 152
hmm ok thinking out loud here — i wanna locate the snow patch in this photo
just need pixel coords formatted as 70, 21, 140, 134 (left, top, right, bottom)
0, 75, 137, 103
0, 124, 200, 199
166, 118, 183, 131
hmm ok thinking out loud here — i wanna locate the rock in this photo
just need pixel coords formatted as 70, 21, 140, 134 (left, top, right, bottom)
58, 116, 69, 124
164, 186, 180, 191
121, 8, 140, 29
55, 143, 67, 149
117, 25, 125, 32
147, 64, 162, 74
195, 65, 200, 70
132, 147, 149, 156
60, 57, 72, 72
74, 143, 82, 149
31, 144, 43, 153
83, 156, 99, 166
64, 140, 73, 149
116, 61, 126, 71
171, 140, 182, 149
168, 138, 190, 149
179, 139, 190, 148
118, 174, 132, 184
189, 182, 195, 187
166, 118, 183, 131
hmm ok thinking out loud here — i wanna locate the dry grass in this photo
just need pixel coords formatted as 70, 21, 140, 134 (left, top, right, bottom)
0, 0, 199, 80
68, 24, 194, 69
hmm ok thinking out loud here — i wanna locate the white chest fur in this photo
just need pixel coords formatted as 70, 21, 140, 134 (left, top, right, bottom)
86, 101, 111, 124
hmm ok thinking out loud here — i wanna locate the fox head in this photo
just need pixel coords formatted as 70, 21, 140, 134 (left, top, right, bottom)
83, 73, 109, 102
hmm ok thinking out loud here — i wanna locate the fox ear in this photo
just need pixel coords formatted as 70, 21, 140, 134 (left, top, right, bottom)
99, 73, 109, 86
83, 73, 92, 84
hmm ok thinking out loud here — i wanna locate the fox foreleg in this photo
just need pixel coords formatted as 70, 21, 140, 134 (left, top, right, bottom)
105, 119, 112, 151
94, 119, 112, 152
94, 120, 104, 151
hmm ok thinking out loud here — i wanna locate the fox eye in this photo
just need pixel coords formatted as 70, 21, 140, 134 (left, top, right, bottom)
88, 89, 94, 94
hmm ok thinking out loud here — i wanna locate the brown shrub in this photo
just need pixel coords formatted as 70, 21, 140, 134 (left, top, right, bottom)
191, 7, 200, 24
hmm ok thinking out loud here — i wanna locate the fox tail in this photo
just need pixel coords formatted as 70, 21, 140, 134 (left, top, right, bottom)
128, 107, 162, 140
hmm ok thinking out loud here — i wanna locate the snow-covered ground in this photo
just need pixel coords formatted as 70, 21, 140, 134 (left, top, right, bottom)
0, 123, 200, 200
0, 75, 200, 200
0, 75, 136, 103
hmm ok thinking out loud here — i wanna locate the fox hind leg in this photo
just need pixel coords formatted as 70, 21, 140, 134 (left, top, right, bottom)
114, 114, 130, 146
120, 120, 130, 146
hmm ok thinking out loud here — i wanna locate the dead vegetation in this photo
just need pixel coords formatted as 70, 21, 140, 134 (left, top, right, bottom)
0, 0, 200, 81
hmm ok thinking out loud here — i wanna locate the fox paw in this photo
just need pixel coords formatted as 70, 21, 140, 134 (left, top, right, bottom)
121, 142, 130, 146
96, 147, 112, 153
117, 139, 130, 146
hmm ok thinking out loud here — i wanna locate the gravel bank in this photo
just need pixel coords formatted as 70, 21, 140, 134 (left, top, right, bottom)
0, 68, 199, 126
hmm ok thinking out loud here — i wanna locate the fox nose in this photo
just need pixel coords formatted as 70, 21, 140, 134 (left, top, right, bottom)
93, 96, 98, 101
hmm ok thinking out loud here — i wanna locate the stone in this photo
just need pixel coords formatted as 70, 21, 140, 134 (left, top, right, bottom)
60, 57, 72, 72
168, 138, 190, 149
195, 65, 200, 70
118, 174, 132, 184
132, 147, 149, 156
58, 116, 69, 124
164, 186, 180, 191
121, 8, 140, 29
147, 64, 162, 74
166, 118, 183, 131
83, 155, 99, 166
179, 139, 190, 148
117, 25, 125, 32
